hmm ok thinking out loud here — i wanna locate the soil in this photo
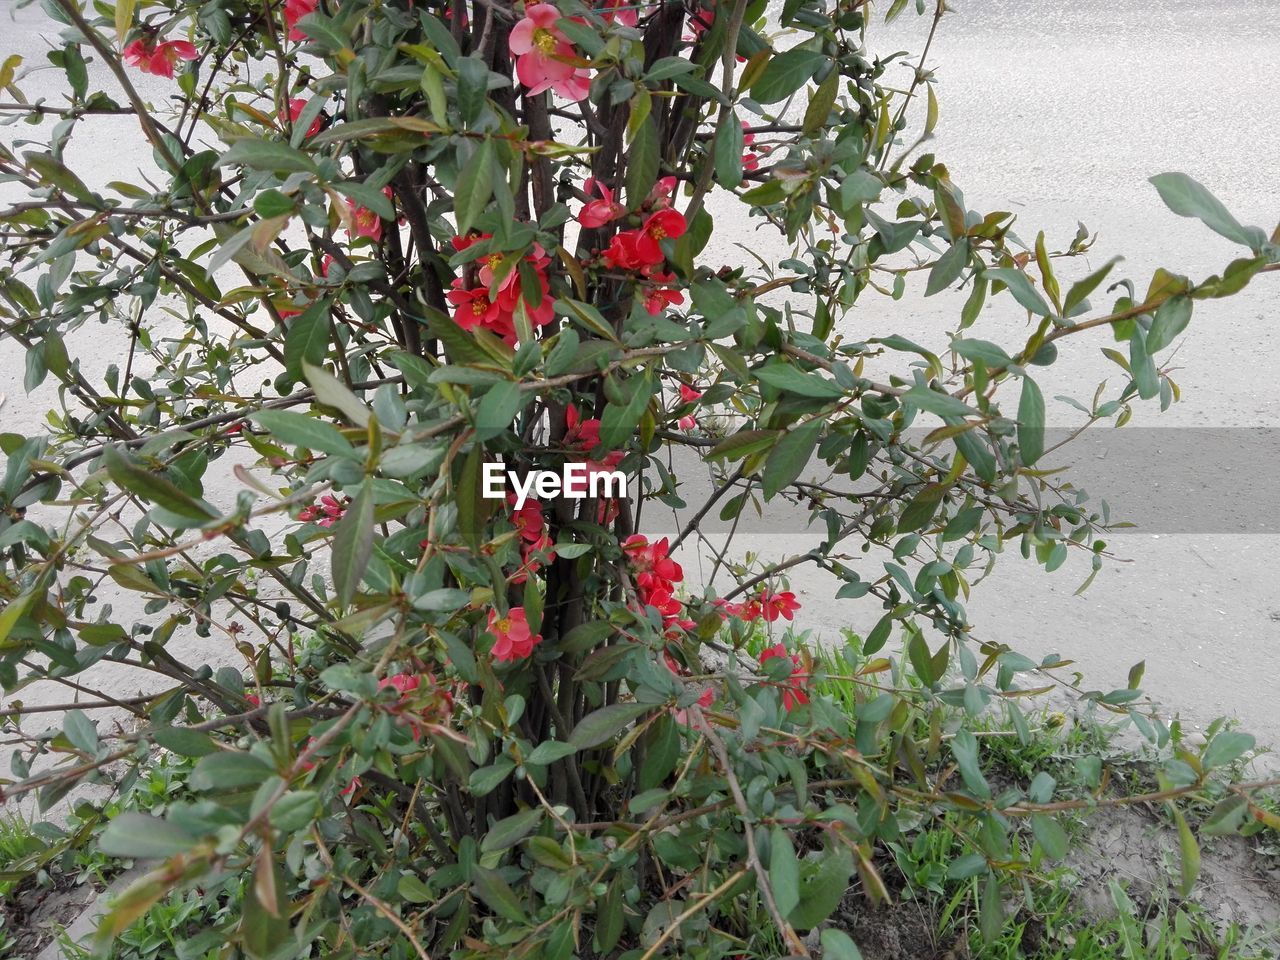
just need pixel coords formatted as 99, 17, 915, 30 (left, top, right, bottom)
0, 875, 97, 959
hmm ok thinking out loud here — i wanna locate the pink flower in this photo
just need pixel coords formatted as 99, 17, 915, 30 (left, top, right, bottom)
759, 590, 800, 623
283, 98, 323, 137
679, 383, 702, 403
759, 643, 809, 712
122, 38, 199, 78
578, 178, 625, 228
509, 3, 591, 101
488, 607, 542, 663
284, 0, 319, 41
345, 187, 393, 242
678, 414, 696, 431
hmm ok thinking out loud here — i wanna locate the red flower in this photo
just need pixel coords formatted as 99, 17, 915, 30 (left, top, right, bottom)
595, 0, 642, 26
380, 673, 420, 696
447, 283, 503, 333
488, 607, 542, 663
716, 597, 761, 622
508, 493, 547, 543
284, 0, 319, 41
679, 383, 703, 403
602, 229, 644, 270
634, 209, 687, 265
759, 590, 801, 623
647, 176, 679, 209
624, 535, 685, 623
642, 272, 685, 315
665, 653, 715, 725
298, 494, 346, 528
578, 178, 624, 228
283, 98, 323, 137
123, 38, 198, 78
509, 3, 591, 101
759, 643, 809, 712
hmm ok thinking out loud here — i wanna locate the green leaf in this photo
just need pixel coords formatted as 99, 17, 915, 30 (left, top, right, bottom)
469, 757, 515, 796
241, 854, 289, 960
1201, 795, 1249, 837
152, 726, 219, 758
1017, 376, 1045, 466
303, 362, 371, 428
902, 386, 975, 419
952, 338, 1013, 368
1030, 814, 1068, 860
1145, 295, 1192, 353
252, 189, 296, 219
63, 710, 98, 754
625, 114, 659, 210
1149, 172, 1264, 251
1172, 806, 1201, 896
398, 875, 433, 904
283, 300, 331, 380
1202, 731, 1255, 770
333, 180, 395, 220
949, 730, 991, 799
102, 446, 216, 522
481, 808, 544, 853
455, 56, 490, 124
188, 752, 274, 792
115, 0, 137, 40
98, 813, 197, 859
769, 827, 800, 918
599, 375, 653, 449
985, 267, 1051, 317
472, 866, 528, 923
714, 111, 744, 189
569, 703, 652, 749
754, 363, 844, 398
750, 48, 824, 104
1063, 256, 1121, 316
762, 420, 821, 500
270, 790, 320, 832
560, 621, 614, 653
252, 410, 354, 457
332, 483, 374, 607
898, 484, 944, 534
217, 138, 317, 175
526, 741, 577, 764
455, 138, 495, 235
926, 239, 970, 296
787, 843, 854, 929
474, 381, 525, 441
803, 70, 839, 135
820, 929, 864, 960
707, 429, 778, 462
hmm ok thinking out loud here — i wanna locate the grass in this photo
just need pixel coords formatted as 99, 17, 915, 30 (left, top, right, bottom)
746, 625, 1280, 959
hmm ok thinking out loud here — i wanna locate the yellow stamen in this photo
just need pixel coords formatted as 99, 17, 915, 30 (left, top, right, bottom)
533, 27, 557, 54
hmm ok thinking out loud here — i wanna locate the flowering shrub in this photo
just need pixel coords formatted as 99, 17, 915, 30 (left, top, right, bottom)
1, 0, 1278, 956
